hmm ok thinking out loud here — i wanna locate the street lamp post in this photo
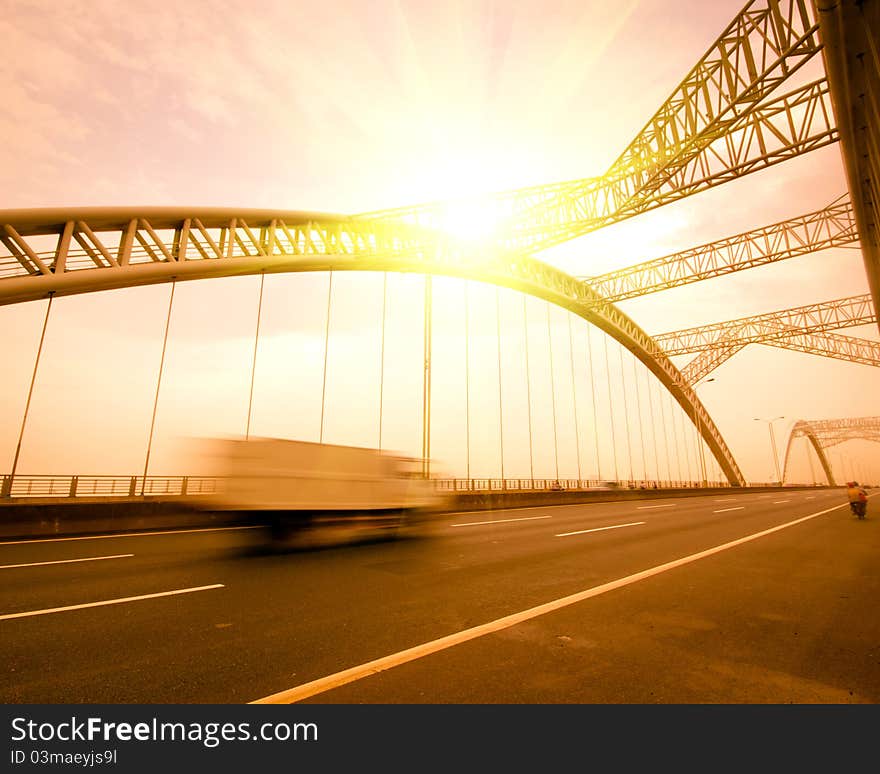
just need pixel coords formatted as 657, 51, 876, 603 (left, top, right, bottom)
754, 416, 785, 485
692, 377, 715, 487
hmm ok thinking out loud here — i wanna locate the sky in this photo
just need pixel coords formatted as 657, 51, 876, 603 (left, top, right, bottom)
1, 0, 878, 486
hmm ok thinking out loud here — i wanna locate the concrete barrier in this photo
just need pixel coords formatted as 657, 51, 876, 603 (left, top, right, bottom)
0, 485, 839, 540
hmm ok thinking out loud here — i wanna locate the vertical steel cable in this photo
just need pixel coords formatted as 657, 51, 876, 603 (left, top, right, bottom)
7, 293, 54, 496
631, 357, 647, 483
567, 315, 582, 483
645, 366, 661, 484
690, 409, 703, 485
603, 335, 619, 483
143, 282, 176, 496
319, 272, 333, 444
378, 273, 388, 450
657, 381, 672, 486
668, 394, 683, 484
806, 440, 817, 484
690, 414, 699, 484
495, 287, 505, 484
245, 274, 265, 441
422, 275, 433, 478
678, 405, 694, 483
617, 345, 634, 483
522, 295, 535, 484
586, 325, 601, 481
464, 281, 471, 483
546, 304, 560, 482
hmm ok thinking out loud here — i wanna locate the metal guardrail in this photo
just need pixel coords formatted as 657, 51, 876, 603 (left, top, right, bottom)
0, 473, 745, 501
0, 475, 219, 500
432, 478, 734, 492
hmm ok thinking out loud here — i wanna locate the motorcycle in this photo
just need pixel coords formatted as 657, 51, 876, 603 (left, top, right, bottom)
850, 500, 867, 520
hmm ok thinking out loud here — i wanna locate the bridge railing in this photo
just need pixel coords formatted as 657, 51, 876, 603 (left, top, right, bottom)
0, 473, 756, 501
0, 475, 220, 500
431, 478, 733, 492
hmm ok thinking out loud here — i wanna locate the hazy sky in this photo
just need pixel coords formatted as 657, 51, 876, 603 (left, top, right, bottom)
2, 0, 878, 485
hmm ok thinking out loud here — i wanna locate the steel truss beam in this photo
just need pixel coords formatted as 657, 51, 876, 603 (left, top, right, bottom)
359, 1, 829, 256
0, 3, 836, 292
1, 80, 836, 288
508, 77, 837, 252
359, 79, 837, 257
782, 415, 880, 484
655, 293, 876, 355
586, 196, 857, 301
679, 326, 880, 382
0, 208, 745, 486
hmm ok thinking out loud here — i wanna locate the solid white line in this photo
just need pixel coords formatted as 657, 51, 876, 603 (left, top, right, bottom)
0, 526, 262, 546
251, 501, 850, 705
714, 498, 737, 502
0, 584, 224, 622
556, 521, 645, 537
714, 506, 745, 513
450, 515, 552, 527
636, 504, 676, 510
0, 553, 133, 570
773, 500, 791, 504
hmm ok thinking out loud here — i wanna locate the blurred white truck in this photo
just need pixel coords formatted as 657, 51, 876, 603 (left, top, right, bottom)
198, 437, 445, 541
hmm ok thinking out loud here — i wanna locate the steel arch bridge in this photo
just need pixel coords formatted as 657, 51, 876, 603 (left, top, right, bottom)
782, 416, 880, 485
3, 0, 879, 490
0, 206, 745, 486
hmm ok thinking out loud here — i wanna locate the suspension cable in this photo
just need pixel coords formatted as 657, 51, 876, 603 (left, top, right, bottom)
678, 403, 694, 484
7, 293, 55, 496
603, 335, 619, 483
464, 281, 471, 482
567, 314, 582, 483
523, 295, 535, 484
245, 273, 265, 441
318, 272, 333, 444
546, 304, 560, 482
657, 380, 672, 486
586, 325, 601, 481
496, 287, 505, 484
644, 365, 661, 484
806, 439, 817, 484
143, 282, 176, 496
378, 273, 388, 450
668, 394, 683, 484
631, 357, 647, 483
422, 275, 433, 478
617, 344, 634, 484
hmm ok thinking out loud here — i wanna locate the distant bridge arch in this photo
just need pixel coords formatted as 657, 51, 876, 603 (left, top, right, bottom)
782, 416, 880, 485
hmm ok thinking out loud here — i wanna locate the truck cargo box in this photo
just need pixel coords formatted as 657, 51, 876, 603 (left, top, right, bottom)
200, 437, 440, 514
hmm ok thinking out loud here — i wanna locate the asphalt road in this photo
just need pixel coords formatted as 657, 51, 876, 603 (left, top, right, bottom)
1, 489, 878, 703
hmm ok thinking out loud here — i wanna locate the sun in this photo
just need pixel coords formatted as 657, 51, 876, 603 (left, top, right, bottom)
436, 196, 506, 244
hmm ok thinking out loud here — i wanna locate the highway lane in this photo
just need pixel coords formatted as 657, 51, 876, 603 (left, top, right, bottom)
1, 489, 877, 703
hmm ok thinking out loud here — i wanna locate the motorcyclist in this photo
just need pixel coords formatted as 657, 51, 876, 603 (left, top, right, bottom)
846, 481, 868, 518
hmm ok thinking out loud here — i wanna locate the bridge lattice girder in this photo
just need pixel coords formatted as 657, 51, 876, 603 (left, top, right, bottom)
654, 293, 877, 356
359, 77, 837, 257
1, 81, 837, 289
358, 0, 829, 256
782, 416, 880, 484
679, 325, 880, 383
585, 195, 857, 302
